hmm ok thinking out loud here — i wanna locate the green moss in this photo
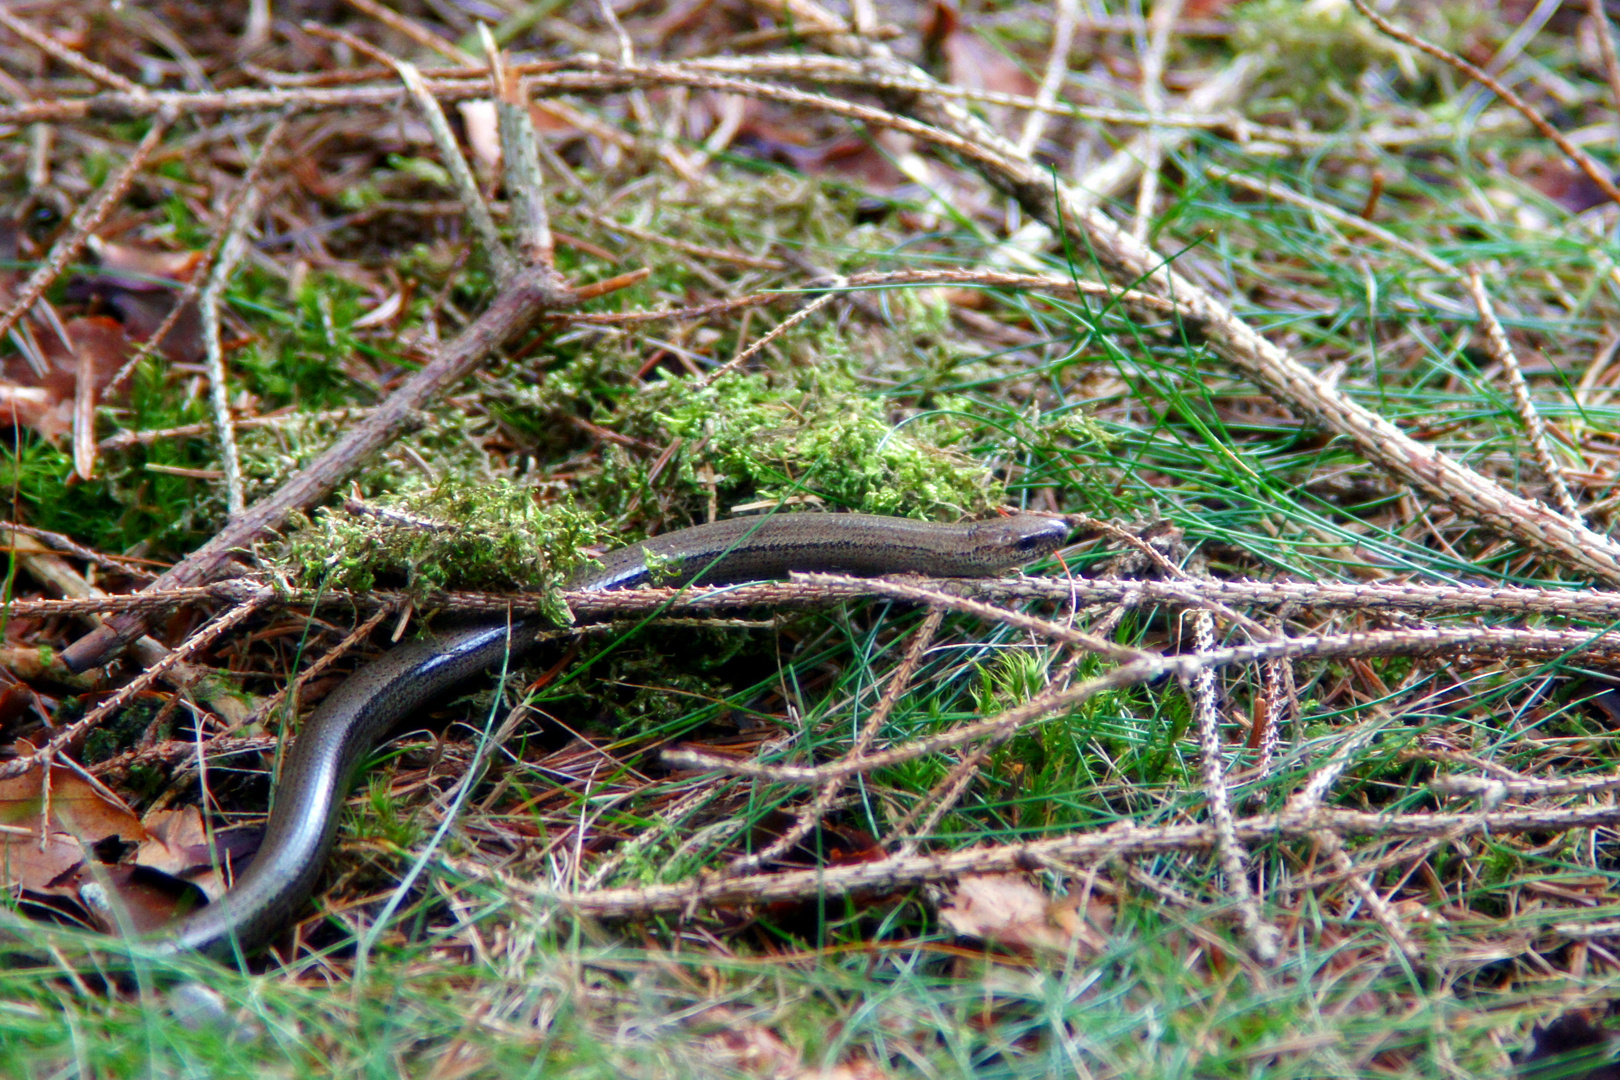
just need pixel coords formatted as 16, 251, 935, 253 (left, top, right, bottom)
580, 366, 1001, 525
1233, 0, 1456, 124
81, 696, 160, 765
232, 277, 371, 410
281, 480, 605, 625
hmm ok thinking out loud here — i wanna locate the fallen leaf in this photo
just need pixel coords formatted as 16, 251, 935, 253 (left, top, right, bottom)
923, 1, 1037, 133
0, 757, 148, 894
134, 807, 215, 878
458, 100, 501, 174
70, 863, 202, 935
748, 811, 885, 868
91, 238, 203, 283
938, 873, 1110, 957
0, 383, 69, 444
732, 121, 911, 190
795, 1060, 893, 1080
0, 313, 139, 448
352, 289, 406, 330
692, 1008, 802, 1076
65, 316, 128, 479
136, 805, 261, 902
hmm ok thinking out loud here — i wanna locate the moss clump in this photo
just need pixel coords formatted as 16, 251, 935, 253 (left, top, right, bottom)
283, 480, 604, 626
1233, 0, 1445, 124
580, 367, 1001, 527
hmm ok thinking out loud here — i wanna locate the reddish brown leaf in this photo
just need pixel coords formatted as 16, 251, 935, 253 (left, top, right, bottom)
0, 757, 148, 894
135, 805, 241, 902
924, 1, 1037, 100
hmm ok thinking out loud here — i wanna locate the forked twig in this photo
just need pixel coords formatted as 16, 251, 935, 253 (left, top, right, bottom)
0, 587, 274, 782
60, 266, 577, 672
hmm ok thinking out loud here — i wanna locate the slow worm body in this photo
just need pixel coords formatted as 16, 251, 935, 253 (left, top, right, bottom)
150, 512, 1069, 958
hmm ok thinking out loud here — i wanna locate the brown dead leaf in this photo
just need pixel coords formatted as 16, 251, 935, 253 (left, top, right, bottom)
135, 805, 252, 902
67, 277, 202, 367
1524, 876, 1616, 906
749, 811, 886, 869
733, 119, 911, 190
0, 383, 68, 444
938, 873, 1111, 957
458, 100, 501, 175
47, 316, 127, 400
49, 237, 206, 366
69, 863, 201, 935
1182, 0, 1243, 16
528, 101, 585, 136
65, 316, 127, 479
0, 757, 148, 894
923, 2, 1037, 120
92, 238, 204, 283
0, 767, 243, 938
135, 806, 214, 877
693, 1008, 802, 1076
796, 1060, 893, 1080
0, 314, 135, 449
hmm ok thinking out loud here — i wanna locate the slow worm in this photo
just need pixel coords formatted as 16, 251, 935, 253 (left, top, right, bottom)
141, 511, 1069, 958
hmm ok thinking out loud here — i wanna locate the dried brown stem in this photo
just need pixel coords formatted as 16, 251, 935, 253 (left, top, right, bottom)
555, 801, 1620, 917
772, 12, 1620, 586
1183, 603, 1279, 961
0, 587, 273, 783
1349, 0, 1620, 207
663, 623, 1620, 786
60, 266, 575, 672
0, 7, 146, 94
0, 118, 169, 348
1591, 0, 1620, 127
728, 608, 946, 875
1464, 268, 1582, 521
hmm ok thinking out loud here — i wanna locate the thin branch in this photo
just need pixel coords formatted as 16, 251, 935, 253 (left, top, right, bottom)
1015, 0, 1079, 157
0, 587, 273, 782
1349, 0, 1620, 207
1463, 267, 1582, 522
396, 58, 515, 283
1129, 0, 1185, 240
0, 8, 147, 95
60, 266, 577, 672
728, 608, 946, 874
890, 646, 1089, 856
696, 292, 838, 389
1590, 0, 1620, 129
1205, 166, 1458, 278
485, 26, 556, 271
767, 15, 1620, 585
199, 126, 288, 519
1183, 603, 1279, 961
662, 623, 1620, 786
553, 801, 1620, 917
0, 118, 170, 348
